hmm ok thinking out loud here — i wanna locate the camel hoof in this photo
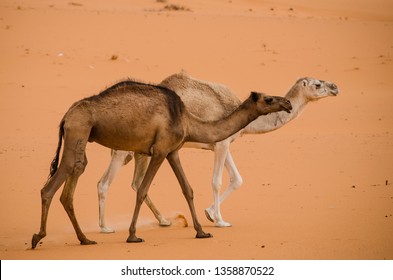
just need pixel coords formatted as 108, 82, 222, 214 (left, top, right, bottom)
196, 232, 213, 239
31, 233, 44, 249
159, 219, 172, 227
100, 226, 115, 233
215, 220, 232, 227
204, 209, 214, 223
126, 236, 145, 243
80, 239, 97, 245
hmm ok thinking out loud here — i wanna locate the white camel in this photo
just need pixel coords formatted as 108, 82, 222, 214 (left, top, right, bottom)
97, 72, 339, 232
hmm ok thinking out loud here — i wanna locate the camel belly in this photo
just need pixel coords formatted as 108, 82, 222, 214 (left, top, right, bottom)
88, 121, 158, 154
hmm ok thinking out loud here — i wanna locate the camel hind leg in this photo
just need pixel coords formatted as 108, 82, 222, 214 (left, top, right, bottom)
97, 151, 170, 233
32, 123, 93, 248
60, 139, 96, 245
31, 163, 71, 249
97, 150, 132, 233
132, 153, 171, 226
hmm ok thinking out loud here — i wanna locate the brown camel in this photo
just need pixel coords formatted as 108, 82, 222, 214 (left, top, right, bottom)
31, 79, 292, 248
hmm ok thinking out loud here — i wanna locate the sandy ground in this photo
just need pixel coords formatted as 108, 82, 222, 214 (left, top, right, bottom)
0, 0, 392, 260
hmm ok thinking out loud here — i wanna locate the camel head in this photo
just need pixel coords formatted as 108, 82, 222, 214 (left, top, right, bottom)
250, 91, 292, 114
296, 77, 339, 101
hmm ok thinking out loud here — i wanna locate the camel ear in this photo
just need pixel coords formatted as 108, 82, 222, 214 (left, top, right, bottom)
250, 91, 261, 102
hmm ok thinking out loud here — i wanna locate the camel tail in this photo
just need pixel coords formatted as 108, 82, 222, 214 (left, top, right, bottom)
48, 119, 65, 179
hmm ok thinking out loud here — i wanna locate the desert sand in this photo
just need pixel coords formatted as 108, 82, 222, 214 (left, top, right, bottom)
0, 0, 392, 260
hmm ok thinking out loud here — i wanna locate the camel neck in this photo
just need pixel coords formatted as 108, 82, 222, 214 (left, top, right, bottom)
242, 89, 309, 135
186, 98, 259, 143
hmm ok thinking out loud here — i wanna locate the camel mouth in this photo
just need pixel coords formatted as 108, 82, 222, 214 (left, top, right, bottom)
328, 83, 339, 96
281, 102, 292, 113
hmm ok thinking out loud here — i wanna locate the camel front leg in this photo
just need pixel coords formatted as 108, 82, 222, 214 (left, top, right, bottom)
205, 150, 243, 227
219, 150, 243, 205
97, 150, 131, 233
132, 154, 171, 226
127, 153, 166, 243
167, 151, 212, 239
205, 142, 232, 227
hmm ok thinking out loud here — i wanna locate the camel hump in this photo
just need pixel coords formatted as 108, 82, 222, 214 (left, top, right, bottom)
160, 72, 241, 121
70, 80, 185, 125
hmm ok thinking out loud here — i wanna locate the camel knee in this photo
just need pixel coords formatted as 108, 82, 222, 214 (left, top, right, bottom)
56, 161, 73, 177
40, 188, 54, 205
212, 177, 222, 192
229, 175, 243, 191
58, 159, 82, 178
136, 190, 147, 205
73, 158, 87, 176
73, 139, 88, 175
182, 187, 194, 200
97, 174, 109, 195
60, 194, 74, 211
97, 181, 108, 201
131, 182, 138, 192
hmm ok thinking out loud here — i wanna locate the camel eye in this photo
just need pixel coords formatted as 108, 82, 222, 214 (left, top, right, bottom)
264, 97, 273, 104
315, 83, 321, 89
